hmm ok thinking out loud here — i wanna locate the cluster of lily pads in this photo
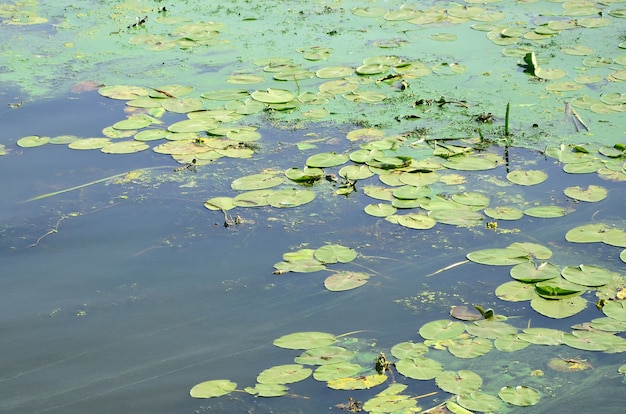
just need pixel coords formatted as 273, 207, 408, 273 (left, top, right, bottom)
271, 244, 371, 292
190, 301, 626, 412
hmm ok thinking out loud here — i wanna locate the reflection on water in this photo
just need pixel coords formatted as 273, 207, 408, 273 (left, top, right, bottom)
1, 92, 624, 413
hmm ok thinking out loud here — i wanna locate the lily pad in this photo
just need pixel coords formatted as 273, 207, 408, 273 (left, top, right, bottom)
561, 264, 614, 287
364, 203, 397, 217
428, 209, 484, 227
419, 320, 465, 340
565, 223, 611, 243
233, 189, 274, 208
523, 206, 567, 218
456, 391, 501, 412
495, 280, 536, 302
395, 357, 443, 380
294, 346, 354, 366
518, 327, 564, 345
396, 213, 437, 230
273, 332, 336, 350
17, 135, 50, 148
506, 170, 548, 186
561, 330, 618, 351
435, 370, 483, 395
244, 383, 288, 397
510, 262, 560, 282
484, 206, 524, 220
530, 295, 587, 319
190, 379, 237, 399
251, 88, 295, 104
327, 374, 387, 390
498, 386, 540, 406
563, 185, 608, 202
256, 364, 311, 384
284, 167, 323, 183
448, 337, 493, 358
467, 247, 529, 266
231, 173, 284, 191
603, 301, 626, 321
314, 244, 357, 264
390, 342, 428, 360
101, 141, 149, 154
68, 138, 111, 150
535, 277, 585, 299
313, 362, 362, 381
306, 152, 350, 168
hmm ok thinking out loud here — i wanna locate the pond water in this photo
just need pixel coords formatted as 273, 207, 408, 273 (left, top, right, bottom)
1, 1, 625, 413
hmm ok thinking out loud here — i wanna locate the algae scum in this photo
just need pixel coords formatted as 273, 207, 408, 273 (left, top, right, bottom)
1, 0, 626, 413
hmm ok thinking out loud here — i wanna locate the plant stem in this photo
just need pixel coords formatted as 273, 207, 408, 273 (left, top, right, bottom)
504, 102, 510, 137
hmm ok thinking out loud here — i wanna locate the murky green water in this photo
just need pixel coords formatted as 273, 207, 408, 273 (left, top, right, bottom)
1, 1, 625, 413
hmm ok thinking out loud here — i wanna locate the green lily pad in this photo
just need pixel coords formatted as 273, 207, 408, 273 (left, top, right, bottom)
201, 89, 249, 101
251, 88, 295, 104
484, 206, 524, 220
448, 337, 493, 358
339, 165, 375, 180
68, 138, 111, 150
564, 185, 608, 202
364, 203, 397, 217
327, 374, 387, 390
17, 135, 49, 148
226, 127, 262, 142
565, 223, 611, 243
306, 152, 350, 168
495, 280, 536, 302
561, 331, 618, 351
315, 66, 354, 78
257, 364, 311, 384
456, 391, 501, 412
168, 119, 219, 133
244, 383, 288, 397
506, 170, 548, 185
561, 264, 614, 287
324, 271, 369, 292
603, 301, 626, 321
419, 320, 465, 340
390, 342, 428, 360
494, 334, 531, 352
273, 259, 326, 273
535, 277, 585, 299
161, 97, 203, 113
523, 206, 567, 218
314, 244, 357, 264
530, 295, 587, 319
602, 229, 626, 248
498, 386, 540, 406
113, 117, 153, 130
190, 379, 237, 398
233, 189, 274, 207
465, 320, 518, 339
518, 327, 564, 345
510, 262, 560, 282
101, 141, 149, 154
231, 173, 284, 191
467, 247, 529, 266
428, 209, 484, 227
313, 362, 362, 381
508, 242, 552, 260
436, 370, 482, 395
363, 395, 417, 413
285, 167, 323, 183
134, 129, 169, 141
392, 185, 431, 200
294, 346, 354, 366
535, 67, 567, 80
441, 155, 500, 171
99, 85, 151, 100
395, 357, 442, 380
204, 197, 236, 211
451, 192, 490, 208
450, 305, 484, 321
396, 213, 437, 230
273, 332, 336, 350
398, 171, 439, 186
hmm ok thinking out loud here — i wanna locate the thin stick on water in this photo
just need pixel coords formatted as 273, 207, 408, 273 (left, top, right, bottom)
426, 260, 470, 277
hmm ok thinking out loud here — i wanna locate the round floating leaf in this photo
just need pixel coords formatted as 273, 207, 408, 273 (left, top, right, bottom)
508, 242, 552, 260
274, 259, 326, 273
244, 383, 288, 397
168, 119, 218, 133
467, 248, 529, 266
285, 167, 323, 183
398, 171, 439, 186
257, 364, 311, 384
519, 328, 565, 346
134, 129, 168, 142
456, 391, 501, 412
204, 197, 235, 211
495, 280, 536, 302
101, 141, 149, 154
436, 370, 483, 395
390, 342, 428, 360
161, 97, 203, 113
294, 346, 354, 366
393, 185, 431, 200
339, 165, 375, 180
530, 296, 587, 319
306, 152, 349, 168
397, 213, 437, 230
465, 320, 518, 339
68, 138, 111, 150
564, 185, 608, 202
17, 135, 49, 148
603, 301, 626, 321
499, 386, 540, 406
190, 379, 237, 398
561, 331, 617, 351
364, 203, 397, 218
233, 189, 274, 207
113, 117, 153, 130
442, 155, 499, 171
267, 189, 315, 208
314, 244, 357, 264
506, 170, 548, 186
231, 173, 284, 191
315, 66, 354, 79
428, 209, 484, 227
448, 337, 493, 358
561, 264, 614, 287
419, 320, 465, 340
484, 206, 523, 220
494, 334, 531, 352
201, 89, 249, 101
451, 192, 490, 208
99, 85, 151, 100
450, 305, 483, 321
396, 357, 442, 380
602, 229, 626, 248
327, 374, 386, 390
535, 67, 567, 80
313, 362, 361, 381
510, 262, 560, 282
363, 395, 417, 413
325, 271, 369, 292
251, 88, 295, 104
273, 332, 336, 350
535, 277, 585, 299
565, 223, 611, 243
524, 206, 567, 218
590, 317, 626, 332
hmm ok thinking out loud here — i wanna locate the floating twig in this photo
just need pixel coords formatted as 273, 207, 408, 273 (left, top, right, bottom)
426, 259, 470, 277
